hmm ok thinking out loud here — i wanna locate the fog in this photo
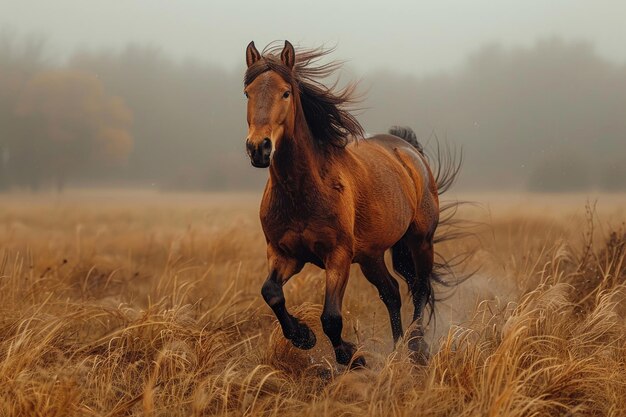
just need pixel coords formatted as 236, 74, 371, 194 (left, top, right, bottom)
1, 1, 625, 192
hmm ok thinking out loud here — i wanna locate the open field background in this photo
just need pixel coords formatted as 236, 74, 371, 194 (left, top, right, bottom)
0, 190, 625, 416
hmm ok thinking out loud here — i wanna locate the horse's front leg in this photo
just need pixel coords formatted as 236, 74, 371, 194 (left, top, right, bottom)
321, 247, 366, 368
261, 247, 316, 350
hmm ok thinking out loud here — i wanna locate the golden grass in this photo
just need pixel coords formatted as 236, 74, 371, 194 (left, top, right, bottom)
0, 190, 625, 416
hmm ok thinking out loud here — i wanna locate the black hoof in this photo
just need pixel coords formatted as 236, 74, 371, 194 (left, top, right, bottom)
408, 337, 430, 365
289, 322, 317, 350
334, 341, 363, 367
349, 354, 367, 370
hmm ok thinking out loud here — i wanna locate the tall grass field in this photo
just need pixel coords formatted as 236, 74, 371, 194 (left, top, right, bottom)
1, 190, 625, 416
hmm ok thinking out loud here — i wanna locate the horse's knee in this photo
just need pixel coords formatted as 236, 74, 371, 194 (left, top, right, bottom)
261, 279, 283, 308
320, 312, 343, 346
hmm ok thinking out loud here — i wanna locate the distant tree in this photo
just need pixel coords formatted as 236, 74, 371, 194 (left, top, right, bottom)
70, 45, 251, 189
3, 30, 626, 192
13, 70, 133, 191
365, 38, 626, 191
0, 31, 47, 190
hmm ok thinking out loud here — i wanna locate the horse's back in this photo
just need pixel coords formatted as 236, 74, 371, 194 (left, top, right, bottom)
347, 134, 435, 198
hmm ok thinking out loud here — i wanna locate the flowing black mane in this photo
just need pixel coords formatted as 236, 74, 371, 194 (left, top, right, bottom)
244, 43, 364, 148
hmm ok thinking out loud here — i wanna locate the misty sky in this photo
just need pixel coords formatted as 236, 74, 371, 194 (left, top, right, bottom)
3, 0, 626, 75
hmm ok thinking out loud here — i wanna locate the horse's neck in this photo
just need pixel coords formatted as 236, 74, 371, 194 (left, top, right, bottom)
269, 128, 324, 199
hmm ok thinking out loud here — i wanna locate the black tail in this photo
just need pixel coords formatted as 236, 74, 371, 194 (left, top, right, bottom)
388, 125, 424, 154
388, 126, 474, 323
388, 126, 462, 196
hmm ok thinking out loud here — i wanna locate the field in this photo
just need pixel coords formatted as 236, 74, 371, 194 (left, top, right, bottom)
0, 190, 625, 416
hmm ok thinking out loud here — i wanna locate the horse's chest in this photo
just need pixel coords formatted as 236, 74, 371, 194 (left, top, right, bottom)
262, 215, 338, 259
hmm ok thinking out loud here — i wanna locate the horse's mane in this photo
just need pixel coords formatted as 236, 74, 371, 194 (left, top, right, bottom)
244, 43, 364, 148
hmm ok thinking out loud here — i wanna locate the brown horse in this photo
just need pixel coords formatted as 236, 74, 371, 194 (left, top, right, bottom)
243, 40, 458, 367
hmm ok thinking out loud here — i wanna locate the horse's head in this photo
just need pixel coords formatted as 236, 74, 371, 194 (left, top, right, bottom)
243, 41, 296, 168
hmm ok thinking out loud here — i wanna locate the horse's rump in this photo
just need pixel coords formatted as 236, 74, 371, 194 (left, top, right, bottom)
341, 134, 438, 254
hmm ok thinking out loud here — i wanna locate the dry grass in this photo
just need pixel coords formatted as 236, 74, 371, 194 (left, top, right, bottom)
0, 190, 625, 416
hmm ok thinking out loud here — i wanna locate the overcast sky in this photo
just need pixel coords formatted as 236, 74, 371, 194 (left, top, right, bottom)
3, 0, 626, 74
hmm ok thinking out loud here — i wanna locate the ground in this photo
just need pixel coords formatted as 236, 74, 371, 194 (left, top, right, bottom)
0, 190, 625, 416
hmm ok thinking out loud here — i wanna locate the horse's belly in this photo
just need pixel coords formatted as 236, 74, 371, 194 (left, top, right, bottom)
354, 206, 412, 254
353, 179, 415, 251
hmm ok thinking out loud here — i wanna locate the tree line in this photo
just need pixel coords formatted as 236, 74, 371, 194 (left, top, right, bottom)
1, 33, 624, 192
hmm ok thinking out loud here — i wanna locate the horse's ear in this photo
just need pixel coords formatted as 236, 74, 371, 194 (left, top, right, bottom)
246, 41, 261, 68
280, 40, 295, 70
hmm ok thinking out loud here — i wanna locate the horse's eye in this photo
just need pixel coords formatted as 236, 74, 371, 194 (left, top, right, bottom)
282, 91, 290, 99
244, 91, 249, 98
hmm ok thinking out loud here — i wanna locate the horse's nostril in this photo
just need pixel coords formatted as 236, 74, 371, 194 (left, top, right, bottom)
246, 141, 255, 157
262, 138, 272, 151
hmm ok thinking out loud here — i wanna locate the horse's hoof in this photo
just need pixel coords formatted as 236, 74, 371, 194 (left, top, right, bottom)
290, 322, 317, 350
349, 355, 367, 370
334, 341, 360, 366
408, 337, 430, 365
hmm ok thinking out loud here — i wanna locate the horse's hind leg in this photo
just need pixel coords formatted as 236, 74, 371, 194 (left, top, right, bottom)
359, 255, 403, 345
391, 239, 416, 285
408, 236, 434, 361
392, 234, 434, 363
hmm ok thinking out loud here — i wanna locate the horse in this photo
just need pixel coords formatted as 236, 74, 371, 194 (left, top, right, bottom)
243, 40, 460, 367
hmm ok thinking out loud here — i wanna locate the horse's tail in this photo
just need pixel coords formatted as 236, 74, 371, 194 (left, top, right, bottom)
388, 125, 462, 195
388, 125, 424, 154
388, 126, 472, 323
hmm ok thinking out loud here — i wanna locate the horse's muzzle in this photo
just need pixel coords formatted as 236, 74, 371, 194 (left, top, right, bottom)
246, 137, 272, 168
